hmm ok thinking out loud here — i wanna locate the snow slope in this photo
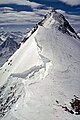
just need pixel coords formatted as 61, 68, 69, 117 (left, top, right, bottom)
0, 10, 80, 120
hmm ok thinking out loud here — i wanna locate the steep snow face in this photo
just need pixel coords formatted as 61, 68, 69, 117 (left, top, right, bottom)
0, 10, 80, 120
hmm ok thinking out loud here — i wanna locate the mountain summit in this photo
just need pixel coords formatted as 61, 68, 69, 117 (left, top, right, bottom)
22, 9, 79, 43
0, 10, 80, 120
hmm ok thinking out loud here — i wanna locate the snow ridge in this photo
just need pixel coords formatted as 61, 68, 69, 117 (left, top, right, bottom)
0, 34, 52, 117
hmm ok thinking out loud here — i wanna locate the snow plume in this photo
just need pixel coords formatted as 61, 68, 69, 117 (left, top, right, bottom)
59, 0, 80, 6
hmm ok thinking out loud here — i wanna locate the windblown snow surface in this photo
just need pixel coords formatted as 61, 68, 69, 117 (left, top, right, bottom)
0, 10, 80, 120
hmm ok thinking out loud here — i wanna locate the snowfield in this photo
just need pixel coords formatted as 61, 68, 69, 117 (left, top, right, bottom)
0, 10, 80, 120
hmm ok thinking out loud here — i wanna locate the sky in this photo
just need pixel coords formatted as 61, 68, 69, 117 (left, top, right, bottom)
0, 0, 80, 6
0, 0, 80, 14
0, 0, 80, 32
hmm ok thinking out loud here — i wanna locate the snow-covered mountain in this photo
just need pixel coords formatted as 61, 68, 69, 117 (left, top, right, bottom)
0, 38, 3, 45
0, 31, 25, 66
0, 31, 25, 44
0, 10, 80, 120
0, 36, 19, 67
0, 35, 19, 53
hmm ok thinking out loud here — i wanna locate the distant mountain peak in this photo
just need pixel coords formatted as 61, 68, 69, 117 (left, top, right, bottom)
1, 36, 19, 49
0, 36, 19, 60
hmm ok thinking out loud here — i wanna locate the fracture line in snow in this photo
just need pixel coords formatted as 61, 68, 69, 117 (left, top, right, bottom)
10, 37, 52, 80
